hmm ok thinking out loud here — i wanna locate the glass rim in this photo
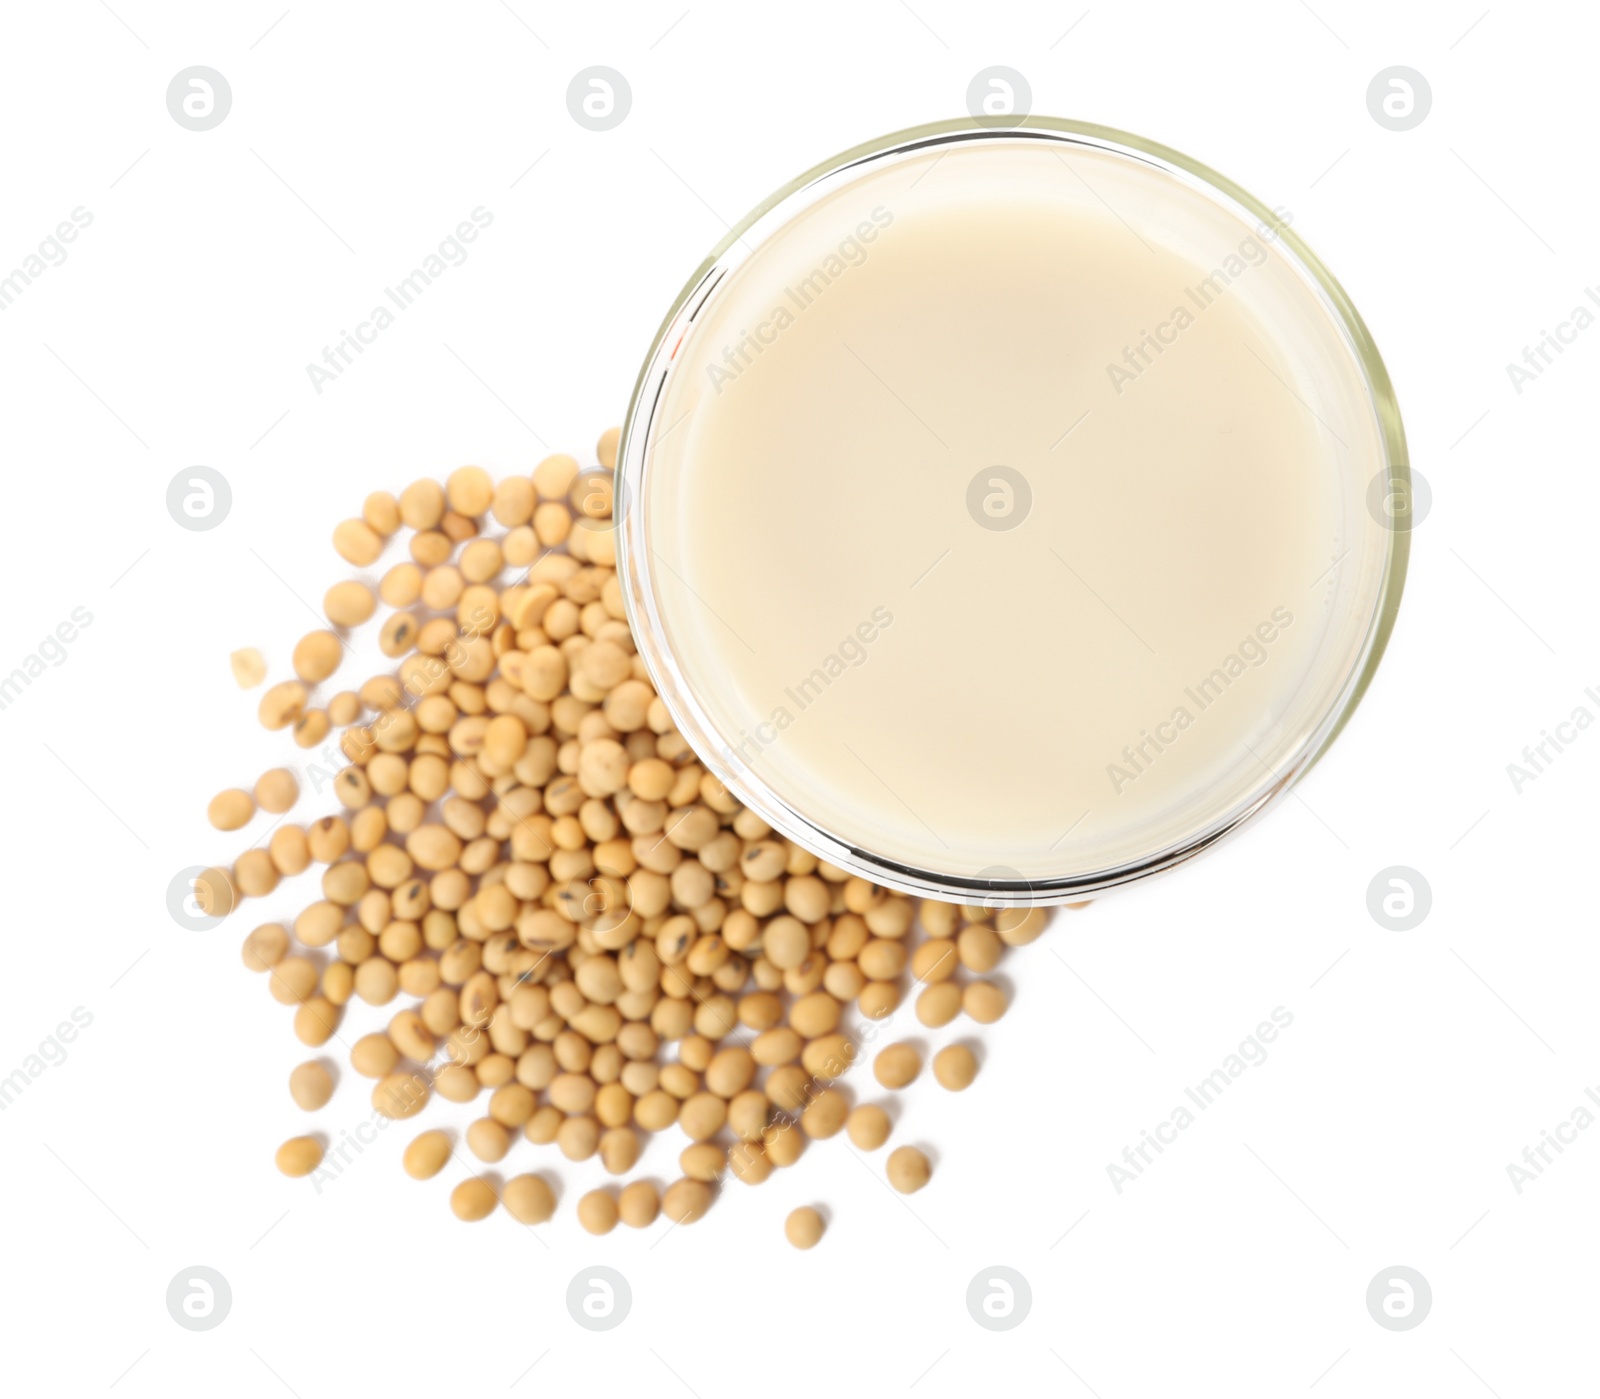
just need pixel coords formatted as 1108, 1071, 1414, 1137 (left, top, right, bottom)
615, 116, 1412, 906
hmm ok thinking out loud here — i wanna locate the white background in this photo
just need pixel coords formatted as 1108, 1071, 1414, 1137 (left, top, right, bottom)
0, 2, 1593, 1395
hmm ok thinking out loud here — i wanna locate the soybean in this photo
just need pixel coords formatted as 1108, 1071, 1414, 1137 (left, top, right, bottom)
785, 1206, 825, 1249
847, 1104, 891, 1151
887, 1146, 931, 1194
450, 1177, 497, 1221
933, 1044, 978, 1091
288, 1061, 333, 1110
618, 1180, 660, 1228
223, 446, 1056, 1237
873, 1042, 922, 1090
208, 789, 254, 831
577, 1188, 619, 1235
503, 1173, 556, 1224
275, 1136, 323, 1177
403, 1130, 451, 1180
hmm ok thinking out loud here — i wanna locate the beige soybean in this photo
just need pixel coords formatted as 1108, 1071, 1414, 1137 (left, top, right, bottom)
225, 451, 1048, 1233
785, 1206, 825, 1249
577, 1188, 619, 1235
503, 1173, 556, 1225
325, 581, 376, 627
916, 982, 962, 1028
333, 518, 384, 566
662, 1178, 713, 1225
466, 1117, 511, 1163
233, 850, 278, 899
293, 997, 340, 1047
269, 957, 317, 1004
231, 647, 266, 688
933, 1044, 978, 1091
847, 1104, 891, 1151
450, 1177, 498, 1221
996, 906, 1048, 946
873, 1042, 922, 1090
208, 789, 255, 831
679, 1142, 725, 1182
447, 466, 494, 517
912, 939, 958, 983
618, 1180, 660, 1228
399, 479, 445, 530
963, 981, 1008, 1024
887, 1146, 931, 1194
533, 453, 580, 500
403, 1130, 451, 1180
599, 1126, 641, 1175
242, 923, 288, 972
293, 630, 343, 684
364, 490, 401, 536
800, 1092, 848, 1140
255, 768, 299, 814
275, 1136, 323, 1177
289, 1061, 333, 1110
373, 1071, 430, 1119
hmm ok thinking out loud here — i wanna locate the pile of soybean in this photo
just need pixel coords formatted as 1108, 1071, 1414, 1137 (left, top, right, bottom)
204, 429, 1051, 1243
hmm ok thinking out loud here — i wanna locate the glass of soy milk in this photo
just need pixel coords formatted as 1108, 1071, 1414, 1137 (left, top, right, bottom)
615, 118, 1410, 905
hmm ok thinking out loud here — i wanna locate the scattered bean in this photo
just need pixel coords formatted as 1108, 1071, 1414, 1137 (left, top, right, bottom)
275, 1136, 323, 1177
933, 1044, 978, 1090
450, 1177, 497, 1221
873, 1042, 922, 1089
785, 1206, 825, 1249
662, 1178, 713, 1224
255, 768, 299, 814
289, 1061, 332, 1110
503, 1173, 556, 1224
403, 1130, 451, 1179
847, 1104, 891, 1151
231, 647, 266, 688
225, 445, 1056, 1236
618, 1180, 659, 1228
963, 981, 1007, 1024
208, 789, 255, 831
577, 1188, 619, 1235
887, 1146, 931, 1194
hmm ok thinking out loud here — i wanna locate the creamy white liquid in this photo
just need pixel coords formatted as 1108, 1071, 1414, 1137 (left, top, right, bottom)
635, 139, 1392, 883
